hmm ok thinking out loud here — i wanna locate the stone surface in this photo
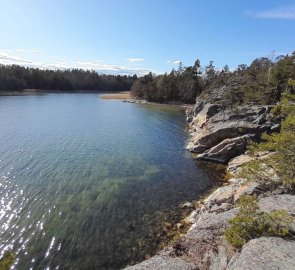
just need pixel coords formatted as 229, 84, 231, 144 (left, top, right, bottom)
227, 237, 295, 270
233, 182, 260, 201
259, 194, 295, 215
191, 103, 220, 128
180, 202, 195, 209
124, 254, 198, 270
228, 178, 247, 185
187, 103, 277, 161
227, 154, 254, 175
197, 135, 255, 163
204, 185, 239, 206
182, 209, 237, 270
126, 191, 295, 270
227, 151, 273, 175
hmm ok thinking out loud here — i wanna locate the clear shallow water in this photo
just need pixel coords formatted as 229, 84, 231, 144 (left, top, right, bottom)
0, 94, 216, 269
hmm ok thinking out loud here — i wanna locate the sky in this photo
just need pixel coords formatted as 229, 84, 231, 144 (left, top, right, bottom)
0, 0, 294, 75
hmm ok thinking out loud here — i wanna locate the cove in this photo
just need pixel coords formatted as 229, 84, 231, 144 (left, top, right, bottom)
0, 94, 217, 269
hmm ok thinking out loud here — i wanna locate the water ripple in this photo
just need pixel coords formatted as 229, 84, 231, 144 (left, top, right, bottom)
0, 94, 218, 269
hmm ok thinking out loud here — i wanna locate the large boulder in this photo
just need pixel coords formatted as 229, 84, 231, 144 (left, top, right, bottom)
187, 120, 268, 153
197, 134, 256, 163
190, 103, 220, 128
227, 237, 295, 270
187, 104, 277, 162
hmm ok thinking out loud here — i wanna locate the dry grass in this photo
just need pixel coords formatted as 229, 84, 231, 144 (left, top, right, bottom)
100, 91, 131, 100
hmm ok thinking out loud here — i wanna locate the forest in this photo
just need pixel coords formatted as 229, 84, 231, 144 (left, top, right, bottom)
131, 52, 295, 104
0, 52, 294, 105
0, 65, 137, 92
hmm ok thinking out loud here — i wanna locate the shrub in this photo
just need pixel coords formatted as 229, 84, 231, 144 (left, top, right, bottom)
225, 195, 293, 249
239, 93, 295, 189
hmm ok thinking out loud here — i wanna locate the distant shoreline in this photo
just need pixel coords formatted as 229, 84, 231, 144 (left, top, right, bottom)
0, 89, 123, 96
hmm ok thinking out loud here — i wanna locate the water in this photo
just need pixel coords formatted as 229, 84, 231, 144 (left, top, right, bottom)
0, 94, 217, 269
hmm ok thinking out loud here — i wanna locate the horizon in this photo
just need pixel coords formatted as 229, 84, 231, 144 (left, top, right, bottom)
0, 0, 294, 76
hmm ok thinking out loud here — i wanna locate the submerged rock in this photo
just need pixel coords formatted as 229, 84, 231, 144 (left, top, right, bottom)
180, 202, 195, 209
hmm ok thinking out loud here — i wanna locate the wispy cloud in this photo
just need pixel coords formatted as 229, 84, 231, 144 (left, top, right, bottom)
166, 60, 182, 64
15, 48, 44, 54
247, 5, 295, 20
127, 58, 144, 63
0, 49, 12, 53
173, 60, 181, 64
0, 50, 153, 76
0, 51, 32, 64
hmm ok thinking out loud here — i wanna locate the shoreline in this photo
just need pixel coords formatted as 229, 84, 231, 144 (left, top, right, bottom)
125, 98, 295, 269
0, 89, 124, 96
100, 92, 192, 110
125, 151, 294, 270
0, 90, 193, 111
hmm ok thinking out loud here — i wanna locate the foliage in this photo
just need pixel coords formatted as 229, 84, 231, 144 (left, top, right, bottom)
131, 52, 294, 105
0, 64, 137, 92
130, 61, 203, 103
225, 195, 293, 249
0, 252, 15, 270
203, 52, 294, 107
240, 92, 295, 188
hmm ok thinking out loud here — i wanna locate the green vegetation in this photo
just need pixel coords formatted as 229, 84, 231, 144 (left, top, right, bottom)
0, 65, 137, 92
131, 52, 295, 105
1, 52, 294, 104
130, 63, 201, 103
227, 92, 294, 249
225, 195, 293, 249
131, 60, 203, 103
0, 252, 15, 270
239, 92, 295, 189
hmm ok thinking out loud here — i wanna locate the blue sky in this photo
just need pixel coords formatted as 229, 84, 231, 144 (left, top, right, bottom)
0, 0, 294, 75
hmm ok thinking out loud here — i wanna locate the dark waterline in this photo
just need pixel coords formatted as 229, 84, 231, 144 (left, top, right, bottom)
0, 94, 217, 269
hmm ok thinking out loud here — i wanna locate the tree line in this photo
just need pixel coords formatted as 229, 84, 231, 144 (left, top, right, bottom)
131, 52, 295, 104
0, 65, 137, 92
0, 52, 294, 103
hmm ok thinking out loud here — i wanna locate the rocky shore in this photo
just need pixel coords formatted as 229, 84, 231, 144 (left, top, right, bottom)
125, 153, 295, 270
186, 103, 279, 163
124, 94, 294, 269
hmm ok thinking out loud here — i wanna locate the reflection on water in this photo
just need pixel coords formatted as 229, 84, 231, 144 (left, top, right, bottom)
0, 94, 217, 269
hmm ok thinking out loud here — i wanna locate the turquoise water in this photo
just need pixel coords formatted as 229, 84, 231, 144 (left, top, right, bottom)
0, 94, 216, 269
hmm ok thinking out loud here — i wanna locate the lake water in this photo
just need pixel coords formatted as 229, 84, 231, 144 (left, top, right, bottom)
0, 94, 217, 269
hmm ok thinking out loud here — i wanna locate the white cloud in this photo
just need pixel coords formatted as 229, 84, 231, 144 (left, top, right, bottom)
0, 49, 12, 53
166, 60, 182, 64
75, 60, 151, 76
0, 50, 152, 76
247, 5, 295, 20
127, 58, 144, 63
0, 51, 32, 64
173, 60, 181, 64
